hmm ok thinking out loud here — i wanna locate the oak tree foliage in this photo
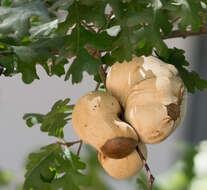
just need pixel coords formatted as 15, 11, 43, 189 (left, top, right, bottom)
0, 0, 207, 189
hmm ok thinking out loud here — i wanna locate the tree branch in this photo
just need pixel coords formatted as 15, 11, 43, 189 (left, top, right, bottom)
163, 26, 207, 39
57, 140, 83, 156
127, 124, 154, 190
98, 65, 107, 88
57, 140, 82, 147
95, 65, 108, 90
81, 21, 97, 33
94, 11, 114, 90
97, 11, 114, 33
136, 146, 154, 190
77, 140, 83, 156
51, 49, 75, 59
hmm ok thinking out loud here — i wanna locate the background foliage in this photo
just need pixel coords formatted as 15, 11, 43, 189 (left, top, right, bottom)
1, 0, 207, 190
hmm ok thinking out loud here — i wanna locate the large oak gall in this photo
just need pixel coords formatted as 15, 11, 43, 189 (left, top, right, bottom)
106, 56, 187, 144
72, 91, 138, 154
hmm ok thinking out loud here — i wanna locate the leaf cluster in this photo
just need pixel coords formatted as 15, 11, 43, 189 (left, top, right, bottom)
23, 98, 73, 138
0, 0, 206, 92
22, 97, 91, 190
1, 0, 207, 189
24, 143, 89, 190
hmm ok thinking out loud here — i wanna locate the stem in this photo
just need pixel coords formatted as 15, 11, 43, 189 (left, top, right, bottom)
136, 146, 155, 190
98, 65, 106, 88
77, 140, 83, 156
58, 140, 83, 156
97, 11, 114, 33
171, 17, 180, 24
95, 82, 101, 91
81, 21, 97, 33
163, 25, 207, 39
51, 50, 75, 59
95, 65, 108, 90
126, 123, 154, 190
57, 140, 82, 147
94, 11, 113, 90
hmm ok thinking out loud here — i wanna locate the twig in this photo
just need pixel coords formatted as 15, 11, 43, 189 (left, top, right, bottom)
58, 140, 83, 157
57, 140, 82, 147
95, 10, 113, 90
81, 21, 97, 33
51, 50, 75, 59
126, 123, 154, 190
77, 140, 83, 156
86, 46, 101, 59
94, 11, 113, 90
97, 11, 114, 33
171, 17, 180, 24
95, 82, 101, 90
136, 146, 155, 190
163, 25, 207, 39
95, 65, 108, 90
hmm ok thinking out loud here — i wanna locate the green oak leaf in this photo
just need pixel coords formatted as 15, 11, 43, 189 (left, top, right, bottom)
94, 73, 102, 83
176, 0, 203, 32
101, 53, 115, 66
30, 19, 58, 39
12, 37, 68, 83
57, 0, 106, 34
24, 144, 88, 190
0, 0, 206, 93
111, 26, 133, 62
58, 23, 113, 58
158, 48, 207, 93
154, 8, 173, 36
52, 151, 89, 190
23, 113, 44, 128
23, 143, 61, 190
63, 25, 109, 83
0, 0, 50, 39
23, 98, 74, 138
0, 55, 16, 76
65, 48, 100, 83
108, 0, 169, 61
79, 0, 107, 27
179, 70, 207, 93
133, 24, 168, 58
162, 0, 203, 32
84, 145, 111, 190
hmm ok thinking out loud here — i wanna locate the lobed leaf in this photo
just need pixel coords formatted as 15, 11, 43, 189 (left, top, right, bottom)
24, 144, 88, 190
12, 37, 68, 83
158, 48, 207, 93
23, 143, 61, 190
0, 0, 207, 92
23, 98, 73, 138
